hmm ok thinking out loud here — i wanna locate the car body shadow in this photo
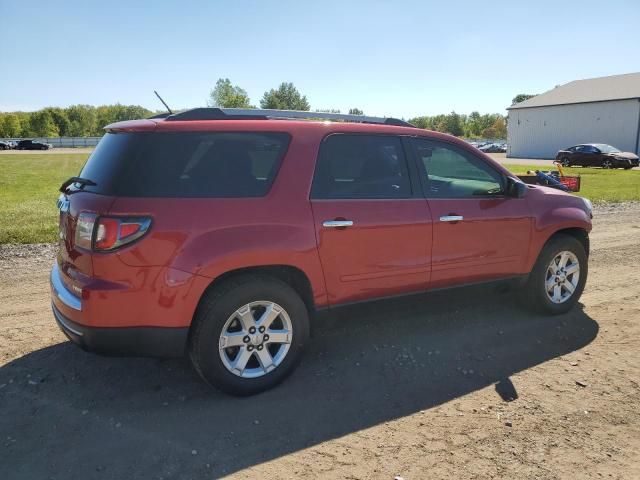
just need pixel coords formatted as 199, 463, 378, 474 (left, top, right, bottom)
0, 285, 598, 479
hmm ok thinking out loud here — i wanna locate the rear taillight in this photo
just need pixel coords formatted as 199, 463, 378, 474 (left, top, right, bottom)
75, 213, 97, 250
75, 214, 151, 251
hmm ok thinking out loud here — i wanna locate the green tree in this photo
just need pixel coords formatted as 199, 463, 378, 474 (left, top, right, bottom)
66, 105, 97, 136
511, 93, 536, 105
29, 110, 59, 137
208, 78, 253, 108
436, 111, 463, 136
94, 104, 152, 134
348, 108, 364, 115
0, 113, 22, 137
260, 82, 310, 110
481, 116, 507, 139
43, 108, 71, 136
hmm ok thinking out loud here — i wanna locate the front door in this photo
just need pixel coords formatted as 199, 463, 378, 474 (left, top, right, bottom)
310, 134, 432, 305
411, 138, 533, 289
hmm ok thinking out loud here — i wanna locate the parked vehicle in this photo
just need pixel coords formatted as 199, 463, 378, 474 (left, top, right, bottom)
479, 143, 506, 153
15, 139, 53, 150
0, 140, 12, 150
556, 144, 639, 169
51, 108, 593, 395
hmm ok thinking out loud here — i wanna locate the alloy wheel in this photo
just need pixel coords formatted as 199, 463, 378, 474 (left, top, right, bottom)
218, 301, 293, 378
602, 159, 613, 169
545, 251, 580, 304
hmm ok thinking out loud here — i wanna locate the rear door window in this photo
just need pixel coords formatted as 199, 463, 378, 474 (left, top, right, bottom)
79, 132, 290, 197
311, 134, 411, 199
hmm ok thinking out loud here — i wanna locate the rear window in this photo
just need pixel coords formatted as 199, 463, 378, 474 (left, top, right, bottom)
79, 131, 290, 197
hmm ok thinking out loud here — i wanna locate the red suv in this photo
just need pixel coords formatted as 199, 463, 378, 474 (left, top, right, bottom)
51, 108, 593, 395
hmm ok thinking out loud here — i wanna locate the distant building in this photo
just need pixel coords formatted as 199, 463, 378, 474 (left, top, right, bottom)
507, 73, 640, 158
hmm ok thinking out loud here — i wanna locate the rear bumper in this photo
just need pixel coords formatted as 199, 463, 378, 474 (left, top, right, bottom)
52, 302, 188, 357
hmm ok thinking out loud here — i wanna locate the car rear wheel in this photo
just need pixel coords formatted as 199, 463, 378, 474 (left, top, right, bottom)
601, 159, 614, 169
189, 274, 310, 396
560, 157, 571, 167
519, 234, 588, 315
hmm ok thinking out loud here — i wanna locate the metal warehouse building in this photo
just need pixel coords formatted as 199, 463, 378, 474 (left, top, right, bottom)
507, 72, 640, 159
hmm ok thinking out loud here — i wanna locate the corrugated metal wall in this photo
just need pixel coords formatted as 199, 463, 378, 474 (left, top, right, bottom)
507, 99, 640, 158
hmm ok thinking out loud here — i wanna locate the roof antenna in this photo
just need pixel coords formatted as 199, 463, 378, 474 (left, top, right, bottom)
154, 90, 173, 114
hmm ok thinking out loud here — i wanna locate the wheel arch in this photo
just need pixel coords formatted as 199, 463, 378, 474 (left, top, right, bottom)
526, 225, 590, 273
548, 227, 590, 257
194, 264, 316, 317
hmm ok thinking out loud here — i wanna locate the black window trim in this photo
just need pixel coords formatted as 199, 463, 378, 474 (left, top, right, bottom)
408, 136, 510, 200
309, 132, 420, 201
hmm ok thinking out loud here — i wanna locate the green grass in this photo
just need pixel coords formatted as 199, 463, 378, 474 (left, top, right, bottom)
0, 153, 88, 244
0, 154, 638, 244
504, 164, 640, 203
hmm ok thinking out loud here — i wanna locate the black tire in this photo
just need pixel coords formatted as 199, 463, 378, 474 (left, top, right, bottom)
189, 274, 310, 396
601, 159, 614, 169
560, 157, 571, 167
519, 234, 588, 315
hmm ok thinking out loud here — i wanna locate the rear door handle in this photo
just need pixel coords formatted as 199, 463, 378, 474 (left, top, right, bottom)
440, 215, 464, 222
322, 220, 354, 228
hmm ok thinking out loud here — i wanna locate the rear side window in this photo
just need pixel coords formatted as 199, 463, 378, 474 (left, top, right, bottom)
311, 134, 411, 199
79, 131, 290, 197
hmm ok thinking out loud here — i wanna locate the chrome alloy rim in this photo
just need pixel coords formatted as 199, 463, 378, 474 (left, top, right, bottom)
545, 251, 580, 304
218, 301, 293, 378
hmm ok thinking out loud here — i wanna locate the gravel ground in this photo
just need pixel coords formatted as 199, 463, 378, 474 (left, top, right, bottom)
1, 203, 639, 479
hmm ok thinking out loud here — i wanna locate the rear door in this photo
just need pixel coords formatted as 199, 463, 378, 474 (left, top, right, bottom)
411, 138, 532, 288
310, 134, 432, 305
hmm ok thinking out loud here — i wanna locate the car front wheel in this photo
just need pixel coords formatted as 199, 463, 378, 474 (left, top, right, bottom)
189, 274, 310, 396
519, 234, 588, 315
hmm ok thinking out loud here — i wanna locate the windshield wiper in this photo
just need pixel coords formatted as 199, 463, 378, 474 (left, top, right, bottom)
59, 176, 97, 193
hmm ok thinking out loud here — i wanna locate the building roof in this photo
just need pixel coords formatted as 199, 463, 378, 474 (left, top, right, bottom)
508, 72, 640, 110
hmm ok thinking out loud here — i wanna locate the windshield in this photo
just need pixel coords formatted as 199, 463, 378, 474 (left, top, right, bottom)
594, 144, 620, 153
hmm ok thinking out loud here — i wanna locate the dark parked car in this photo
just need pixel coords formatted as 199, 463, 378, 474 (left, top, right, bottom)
556, 144, 639, 169
51, 108, 592, 395
15, 139, 52, 150
0, 140, 12, 150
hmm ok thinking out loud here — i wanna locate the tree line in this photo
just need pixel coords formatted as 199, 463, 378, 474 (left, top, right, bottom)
408, 112, 507, 139
1, 79, 532, 139
0, 104, 153, 138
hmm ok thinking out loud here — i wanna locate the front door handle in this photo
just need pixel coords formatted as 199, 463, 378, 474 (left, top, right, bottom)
322, 220, 354, 228
440, 215, 464, 222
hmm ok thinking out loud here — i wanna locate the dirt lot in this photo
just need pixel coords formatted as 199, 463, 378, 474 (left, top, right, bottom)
1, 204, 639, 479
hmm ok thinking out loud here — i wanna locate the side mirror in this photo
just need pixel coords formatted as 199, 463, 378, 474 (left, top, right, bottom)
506, 177, 527, 198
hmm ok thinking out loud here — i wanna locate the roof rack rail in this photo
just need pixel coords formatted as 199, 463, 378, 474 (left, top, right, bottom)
164, 107, 415, 127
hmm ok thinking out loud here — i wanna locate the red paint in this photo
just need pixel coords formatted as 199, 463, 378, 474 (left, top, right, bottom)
52, 118, 592, 330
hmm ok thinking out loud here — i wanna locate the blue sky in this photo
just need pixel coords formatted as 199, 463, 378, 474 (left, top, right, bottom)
1, 0, 638, 118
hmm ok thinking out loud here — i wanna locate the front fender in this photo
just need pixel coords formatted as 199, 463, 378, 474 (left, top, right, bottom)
525, 203, 591, 271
